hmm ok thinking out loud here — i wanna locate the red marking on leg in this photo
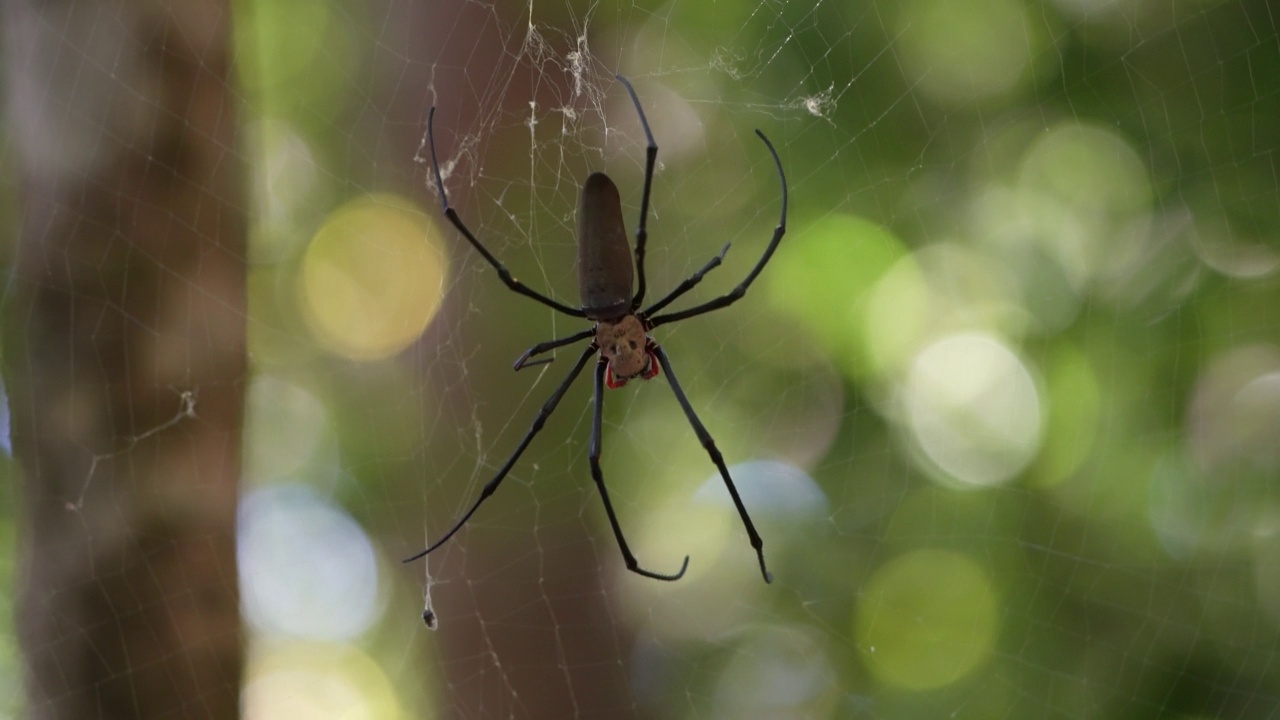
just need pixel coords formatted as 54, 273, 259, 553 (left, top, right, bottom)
642, 351, 660, 380
605, 363, 628, 389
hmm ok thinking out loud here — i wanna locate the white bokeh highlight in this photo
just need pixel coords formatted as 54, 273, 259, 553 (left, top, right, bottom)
239, 484, 381, 641
904, 333, 1043, 487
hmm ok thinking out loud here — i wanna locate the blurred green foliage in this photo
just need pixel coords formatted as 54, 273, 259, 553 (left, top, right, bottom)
4, 0, 1279, 717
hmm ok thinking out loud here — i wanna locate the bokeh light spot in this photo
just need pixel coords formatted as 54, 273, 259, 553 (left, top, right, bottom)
244, 374, 331, 486
1152, 345, 1280, 556
693, 460, 827, 518
234, 0, 357, 117
239, 484, 381, 641
1018, 123, 1152, 277
622, 496, 745, 637
905, 332, 1043, 487
765, 213, 907, 379
710, 626, 836, 717
894, 0, 1048, 104
855, 549, 999, 690
243, 641, 404, 720
862, 253, 931, 381
1189, 211, 1280, 279
1186, 345, 1280, 474
620, 462, 812, 637
970, 186, 1091, 332
1035, 345, 1100, 487
300, 194, 447, 361
248, 118, 319, 263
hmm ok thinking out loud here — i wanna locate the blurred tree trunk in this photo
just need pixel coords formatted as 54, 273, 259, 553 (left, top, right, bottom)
4, 2, 246, 718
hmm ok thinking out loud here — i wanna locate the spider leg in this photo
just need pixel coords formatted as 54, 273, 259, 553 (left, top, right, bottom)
427, 107, 586, 319
403, 345, 597, 564
616, 75, 658, 312
652, 346, 773, 583
640, 243, 730, 318
647, 129, 787, 330
590, 358, 690, 581
513, 327, 595, 371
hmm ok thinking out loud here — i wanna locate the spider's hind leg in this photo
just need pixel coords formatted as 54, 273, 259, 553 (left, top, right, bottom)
589, 358, 690, 581
652, 345, 773, 583
403, 345, 597, 563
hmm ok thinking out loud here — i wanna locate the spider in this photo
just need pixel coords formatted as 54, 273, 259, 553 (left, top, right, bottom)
405, 75, 786, 583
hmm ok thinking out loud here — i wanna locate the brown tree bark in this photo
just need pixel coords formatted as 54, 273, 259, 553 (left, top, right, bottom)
4, 2, 246, 718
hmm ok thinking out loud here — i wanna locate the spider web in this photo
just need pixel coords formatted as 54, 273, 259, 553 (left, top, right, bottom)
4, 0, 1280, 718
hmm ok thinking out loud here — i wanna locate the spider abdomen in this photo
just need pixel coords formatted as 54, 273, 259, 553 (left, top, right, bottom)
596, 315, 658, 388
578, 172, 634, 320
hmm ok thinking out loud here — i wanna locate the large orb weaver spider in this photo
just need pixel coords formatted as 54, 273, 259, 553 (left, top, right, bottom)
406, 75, 787, 583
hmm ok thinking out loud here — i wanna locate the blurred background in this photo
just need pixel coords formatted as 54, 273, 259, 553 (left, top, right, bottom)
4, 0, 1280, 717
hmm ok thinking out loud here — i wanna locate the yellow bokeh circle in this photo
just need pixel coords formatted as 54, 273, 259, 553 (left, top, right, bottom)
855, 548, 999, 690
300, 194, 448, 361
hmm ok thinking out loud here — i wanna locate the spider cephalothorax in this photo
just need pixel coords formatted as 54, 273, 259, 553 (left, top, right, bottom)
408, 74, 788, 586
595, 315, 658, 388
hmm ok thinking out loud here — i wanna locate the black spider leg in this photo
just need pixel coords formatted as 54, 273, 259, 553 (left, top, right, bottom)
427, 107, 586, 319
648, 129, 787, 329
615, 75, 658, 311
512, 327, 595, 371
641, 243, 730, 318
403, 345, 597, 564
590, 358, 690, 581
652, 346, 773, 583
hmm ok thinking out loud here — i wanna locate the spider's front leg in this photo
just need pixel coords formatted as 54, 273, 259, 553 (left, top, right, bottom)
512, 327, 595, 371
426, 107, 586, 319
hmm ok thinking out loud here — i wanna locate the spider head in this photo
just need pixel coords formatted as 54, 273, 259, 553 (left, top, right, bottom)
596, 315, 659, 388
